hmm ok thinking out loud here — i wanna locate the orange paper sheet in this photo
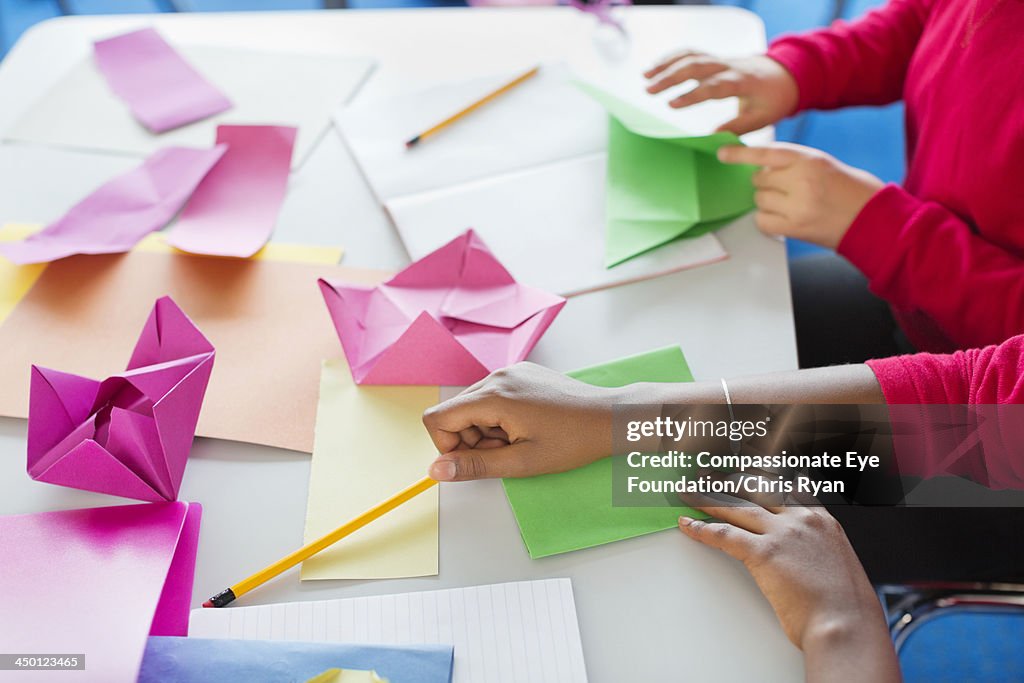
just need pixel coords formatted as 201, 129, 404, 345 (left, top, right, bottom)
0, 250, 387, 453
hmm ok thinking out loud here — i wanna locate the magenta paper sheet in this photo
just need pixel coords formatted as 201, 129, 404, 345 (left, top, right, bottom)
94, 28, 232, 133
0, 502, 202, 682
0, 145, 226, 265
165, 125, 297, 258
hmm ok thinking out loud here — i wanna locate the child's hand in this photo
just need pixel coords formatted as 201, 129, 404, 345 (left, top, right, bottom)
679, 477, 900, 681
644, 52, 799, 135
421, 363, 616, 481
718, 143, 884, 249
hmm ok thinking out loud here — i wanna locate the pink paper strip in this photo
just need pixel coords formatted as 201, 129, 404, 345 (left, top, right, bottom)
150, 502, 203, 636
94, 28, 232, 133
0, 502, 201, 682
0, 146, 226, 265
165, 125, 297, 258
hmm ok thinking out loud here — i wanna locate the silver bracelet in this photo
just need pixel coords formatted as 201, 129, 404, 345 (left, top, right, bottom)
721, 377, 741, 456
720, 377, 733, 409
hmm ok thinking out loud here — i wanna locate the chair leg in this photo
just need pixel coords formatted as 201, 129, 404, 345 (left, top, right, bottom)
830, 0, 848, 23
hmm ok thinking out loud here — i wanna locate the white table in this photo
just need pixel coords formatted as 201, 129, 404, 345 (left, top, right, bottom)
0, 7, 802, 682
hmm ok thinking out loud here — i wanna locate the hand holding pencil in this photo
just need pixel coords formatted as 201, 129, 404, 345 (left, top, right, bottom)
205, 476, 438, 607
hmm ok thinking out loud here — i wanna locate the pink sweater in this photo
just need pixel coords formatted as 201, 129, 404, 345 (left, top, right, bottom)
766, 0, 1024, 354
866, 336, 1024, 486
866, 334, 1024, 404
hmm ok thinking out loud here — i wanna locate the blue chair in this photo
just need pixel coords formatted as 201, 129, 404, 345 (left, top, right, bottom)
881, 583, 1024, 682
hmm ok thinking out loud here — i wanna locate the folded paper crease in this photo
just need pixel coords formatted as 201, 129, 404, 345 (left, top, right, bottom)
575, 79, 755, 267
27, 296, 214, 501
320, 229, 565, 385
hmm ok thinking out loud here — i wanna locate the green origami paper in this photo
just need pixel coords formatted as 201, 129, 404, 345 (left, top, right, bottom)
502, 346, 708, 559
575, 80, 756, 267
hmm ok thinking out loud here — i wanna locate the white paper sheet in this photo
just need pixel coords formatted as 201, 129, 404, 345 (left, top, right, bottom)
335, 63, 606, 201
189, 578, 589, 683
6, 45, 376, 168
388, 154, 728, 297
573, 59, 741, 139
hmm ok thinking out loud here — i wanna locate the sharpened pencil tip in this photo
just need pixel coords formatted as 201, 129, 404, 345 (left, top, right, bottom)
404, 136, 420, 148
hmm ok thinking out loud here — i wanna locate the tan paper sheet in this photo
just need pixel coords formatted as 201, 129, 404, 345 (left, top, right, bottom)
0, 249, 385, 453
301, 359, 439, 580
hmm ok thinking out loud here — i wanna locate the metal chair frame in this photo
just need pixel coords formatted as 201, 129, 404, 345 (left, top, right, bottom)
879, 582, 1024, 652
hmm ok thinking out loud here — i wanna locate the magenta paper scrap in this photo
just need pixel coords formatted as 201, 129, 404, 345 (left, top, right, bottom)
0, 501, 202, 683
94, 27, 232, 133
165, 125, 297, 258
0, 145, 227, 265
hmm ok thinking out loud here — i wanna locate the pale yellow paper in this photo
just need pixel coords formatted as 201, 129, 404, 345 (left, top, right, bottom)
304, 669, 387, 683
0, 222, 343, 323
301, 359, 439, 580
148, 234, 344, 265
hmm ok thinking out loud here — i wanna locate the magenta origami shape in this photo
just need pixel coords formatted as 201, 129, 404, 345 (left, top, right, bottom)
319, 229, 566, 385
27, 296, 215, 502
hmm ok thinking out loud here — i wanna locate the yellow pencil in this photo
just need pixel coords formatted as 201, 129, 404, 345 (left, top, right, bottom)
404, 65, 541, 148
203, 476, 438, 607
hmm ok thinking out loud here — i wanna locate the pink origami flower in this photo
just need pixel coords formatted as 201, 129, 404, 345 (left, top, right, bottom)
319, 229, 566, 385
27, 296, 215, 502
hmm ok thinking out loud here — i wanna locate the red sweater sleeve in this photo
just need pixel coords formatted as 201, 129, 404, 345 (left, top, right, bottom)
866, 334, 1024, 404
839, 185, 1024, 350
766, 0, 930, 111
866, 336, 1024, 489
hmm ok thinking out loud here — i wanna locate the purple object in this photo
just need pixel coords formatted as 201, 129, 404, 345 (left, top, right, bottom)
27, 296, 215, 502
0, 501, 203, 682
0, 145, 226, 265
94, 28, 232, 133
568, 0, 631, 32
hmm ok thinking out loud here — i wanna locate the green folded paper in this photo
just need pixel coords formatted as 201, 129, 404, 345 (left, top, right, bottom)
502, 346, 707, 559
576, 80, 756, 267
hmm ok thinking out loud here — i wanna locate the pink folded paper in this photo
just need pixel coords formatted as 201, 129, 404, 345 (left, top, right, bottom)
319, 229, 566, 385
165, 125, 297, 258
95, 27, 232, 133
27, 296, 215, 502
0, 501, 202, 683
0, 145, 226, 265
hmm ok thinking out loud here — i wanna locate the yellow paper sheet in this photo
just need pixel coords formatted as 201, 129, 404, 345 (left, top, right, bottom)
0, 223, 343, 325
305, 669, 387, 683
146, 234, 344, 265
303, 667, 387, 683
301, 359, 439, 580
0, 225, 47, 324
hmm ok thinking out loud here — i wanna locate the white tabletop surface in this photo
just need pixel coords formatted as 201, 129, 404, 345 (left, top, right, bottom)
0, 6, 802, 682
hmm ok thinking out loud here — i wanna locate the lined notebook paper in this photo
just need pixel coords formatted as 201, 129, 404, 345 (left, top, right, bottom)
189, 579, 588, 683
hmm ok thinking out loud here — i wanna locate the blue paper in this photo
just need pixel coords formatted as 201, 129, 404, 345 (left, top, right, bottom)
139, 637, 454, 683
